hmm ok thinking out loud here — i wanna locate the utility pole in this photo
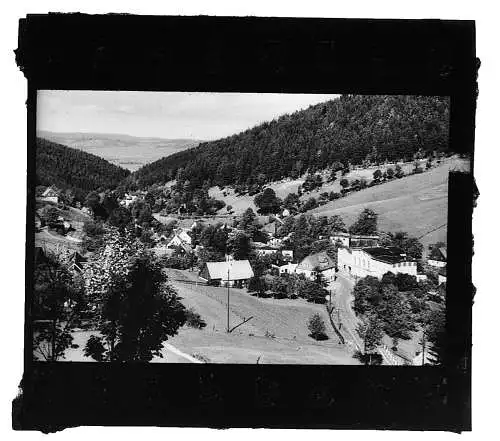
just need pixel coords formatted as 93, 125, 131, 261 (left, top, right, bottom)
421, 332, 426, 366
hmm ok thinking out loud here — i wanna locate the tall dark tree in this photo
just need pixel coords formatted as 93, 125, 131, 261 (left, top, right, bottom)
254, 188, 282, 215
227, 230, 251, 260
349, 208, 378, 235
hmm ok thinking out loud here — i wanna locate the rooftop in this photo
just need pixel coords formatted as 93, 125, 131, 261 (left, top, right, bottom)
204, 260, 254, 281
297, 251, 335, 271
362, 247, 410, 265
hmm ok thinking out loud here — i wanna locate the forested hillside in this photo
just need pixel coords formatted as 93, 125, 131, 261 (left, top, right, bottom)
36, 138, 131, 201
130, 95, 449, 189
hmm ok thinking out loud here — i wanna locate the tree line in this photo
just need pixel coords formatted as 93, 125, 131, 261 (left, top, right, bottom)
129, 95, 449, 190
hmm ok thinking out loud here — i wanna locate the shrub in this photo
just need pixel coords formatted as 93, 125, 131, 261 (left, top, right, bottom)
192, 353, 210, 363
307, 313, 329, 341
185, 308, 207, 329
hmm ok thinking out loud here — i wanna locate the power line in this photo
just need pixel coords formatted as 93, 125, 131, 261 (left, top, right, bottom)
417, 223, 447, 240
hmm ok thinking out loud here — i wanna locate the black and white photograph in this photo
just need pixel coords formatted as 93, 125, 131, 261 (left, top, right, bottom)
33, 91, 468, 366
9, 11, 480, 432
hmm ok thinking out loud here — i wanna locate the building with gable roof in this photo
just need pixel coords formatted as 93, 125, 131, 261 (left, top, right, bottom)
295, 251, 336, 282
38, 187, 59, 204
199, 258, 254, 287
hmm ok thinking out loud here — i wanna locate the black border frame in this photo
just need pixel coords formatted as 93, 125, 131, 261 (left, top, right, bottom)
15, 14, 475, 432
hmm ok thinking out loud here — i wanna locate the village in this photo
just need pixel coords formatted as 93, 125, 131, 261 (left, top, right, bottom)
33, 181, 448, 365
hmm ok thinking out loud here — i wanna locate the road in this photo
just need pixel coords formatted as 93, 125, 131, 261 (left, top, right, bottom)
329, 272, 364, 352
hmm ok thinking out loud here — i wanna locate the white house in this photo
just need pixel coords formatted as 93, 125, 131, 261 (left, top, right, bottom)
199, 258, 254, 287
295, 251, 336, 282
39, 187, 59, 204
338, 246, 417, 280
278, 262, 298, 275
166, 228, 192, 248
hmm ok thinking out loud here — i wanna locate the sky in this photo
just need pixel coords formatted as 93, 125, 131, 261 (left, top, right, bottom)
37, 91, 339, 141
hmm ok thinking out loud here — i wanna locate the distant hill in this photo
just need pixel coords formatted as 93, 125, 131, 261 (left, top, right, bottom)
36, 137, 131, 201
130, 95, 449, 189
37, 131, 203, 171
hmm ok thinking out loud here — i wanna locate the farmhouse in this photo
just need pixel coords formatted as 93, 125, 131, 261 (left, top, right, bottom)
39, 187, 59, 204
295, 251, 336, 282
428, 247, 447, 268
337, 246, 417, 280
199, 258, 254, 287
166, 228, 192, 248
278, 262, 298, 275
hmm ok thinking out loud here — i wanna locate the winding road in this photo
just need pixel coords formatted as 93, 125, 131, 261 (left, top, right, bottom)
329, 272, 363, 352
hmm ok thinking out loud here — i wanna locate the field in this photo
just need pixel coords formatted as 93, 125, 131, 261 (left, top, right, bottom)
38, 131, 202, 171
164, 269, 358, 364
308, 156, 469, 250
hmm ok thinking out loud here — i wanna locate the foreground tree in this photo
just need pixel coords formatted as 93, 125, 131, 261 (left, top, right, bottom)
307, 313, 328, 340
83, 229, 186, 361
356, 313, 384, 364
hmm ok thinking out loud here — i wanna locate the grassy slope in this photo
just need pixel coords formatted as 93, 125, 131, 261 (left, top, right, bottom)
308, 157, 469, 249
164, 269, 357, 364
35, 202, 91, 252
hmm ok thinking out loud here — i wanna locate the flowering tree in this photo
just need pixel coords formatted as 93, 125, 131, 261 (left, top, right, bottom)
83, 227, 186, 361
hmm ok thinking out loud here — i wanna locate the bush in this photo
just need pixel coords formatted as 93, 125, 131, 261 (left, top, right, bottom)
185, 308, 207, 329
272, 291, 288, 299
307, 313, 328, 340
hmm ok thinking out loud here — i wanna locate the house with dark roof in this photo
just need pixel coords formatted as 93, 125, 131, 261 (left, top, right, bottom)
338, 246, 417, 280
38, 187, 59, 204
199, 258, 254, 287
428, 247, 447, 268
295, 251, 336, 282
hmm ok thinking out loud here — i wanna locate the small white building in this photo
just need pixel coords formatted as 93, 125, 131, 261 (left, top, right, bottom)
120, 193, 138, 208
295, 251, 336, 282
166, 228, 192, 248
338, 246, 417, 280
39, 187, 59, 204
278, 262, 298, 275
